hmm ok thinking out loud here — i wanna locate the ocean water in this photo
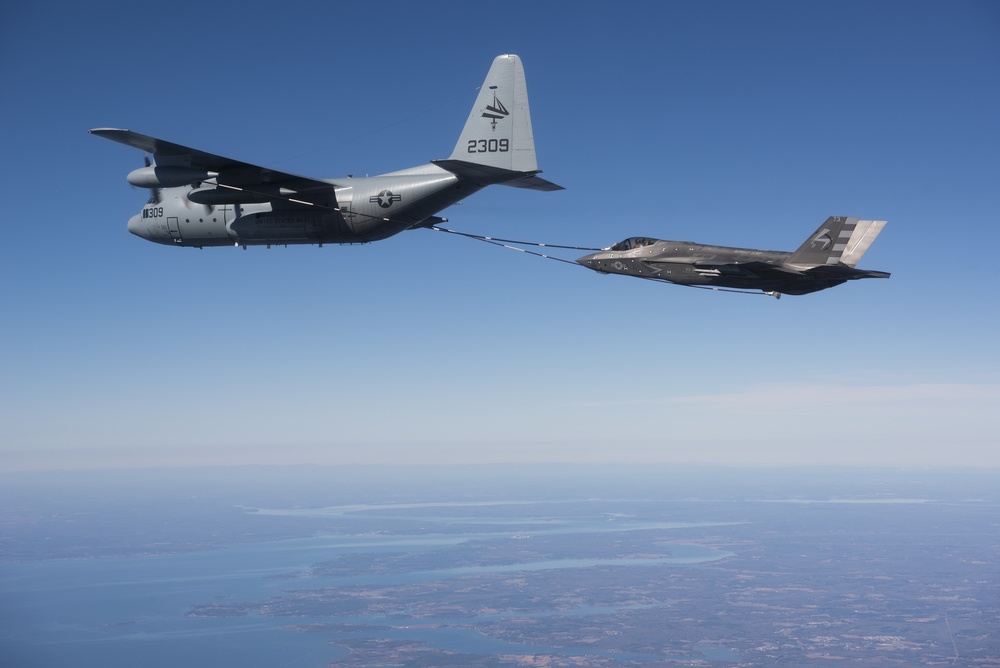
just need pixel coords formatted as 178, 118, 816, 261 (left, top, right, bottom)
1, 541, 343, 668
4, 466, 996, 667
0, 508, 733, 667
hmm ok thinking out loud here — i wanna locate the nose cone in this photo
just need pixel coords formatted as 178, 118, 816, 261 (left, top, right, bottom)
127, 214, 148, 240
577, 252, 599, 270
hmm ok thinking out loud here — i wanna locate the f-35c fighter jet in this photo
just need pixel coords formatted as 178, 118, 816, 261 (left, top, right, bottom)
91, 54, 560, 249
577, 217, 889, 298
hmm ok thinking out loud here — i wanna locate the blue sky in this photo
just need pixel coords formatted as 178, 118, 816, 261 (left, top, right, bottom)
1, 1, 997, 470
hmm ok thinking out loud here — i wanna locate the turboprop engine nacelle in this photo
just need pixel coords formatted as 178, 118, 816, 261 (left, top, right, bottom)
127, 165, 216, 188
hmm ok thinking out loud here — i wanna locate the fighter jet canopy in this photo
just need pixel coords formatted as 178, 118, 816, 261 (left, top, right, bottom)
609, 237, 658, 251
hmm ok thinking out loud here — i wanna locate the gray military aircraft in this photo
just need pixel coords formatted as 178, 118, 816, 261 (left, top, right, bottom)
577, 217, 889, 298
91, 54, 560, 249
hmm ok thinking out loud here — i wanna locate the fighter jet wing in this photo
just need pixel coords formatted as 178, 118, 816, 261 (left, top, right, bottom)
686, 261, 889, 282
641, 260, 797, 279
684, 261, 805, 279
801, 264, 891, 280
89, 128, 338, 194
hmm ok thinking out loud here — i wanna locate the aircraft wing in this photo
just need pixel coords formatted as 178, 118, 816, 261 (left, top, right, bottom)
89, 128, 338, 195
643, 260, 802, 279
682, 261, 889, 282
722, 261, 806, 278
802, 264, 891, 280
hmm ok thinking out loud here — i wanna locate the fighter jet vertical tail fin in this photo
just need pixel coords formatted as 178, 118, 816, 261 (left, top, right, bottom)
840, 219, 887, 267
787, 216, 859, 267
449, 54, 538, 173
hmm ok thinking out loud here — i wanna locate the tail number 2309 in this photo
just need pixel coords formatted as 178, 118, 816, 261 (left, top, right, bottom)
467, 138, 509, 153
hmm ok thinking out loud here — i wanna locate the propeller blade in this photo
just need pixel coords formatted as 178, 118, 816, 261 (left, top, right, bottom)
143, 155, 161, 204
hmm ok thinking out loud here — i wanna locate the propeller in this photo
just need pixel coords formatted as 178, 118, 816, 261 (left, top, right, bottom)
143, 155, 162, 204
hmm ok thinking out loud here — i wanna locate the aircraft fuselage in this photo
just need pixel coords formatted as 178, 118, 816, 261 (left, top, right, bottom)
97, 54, 561, 250
128, 165, 481, 248
578, 221, 890, 297
579, 241, 792, 282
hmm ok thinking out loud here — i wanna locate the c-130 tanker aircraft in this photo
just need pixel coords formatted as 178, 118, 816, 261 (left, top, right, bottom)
91, 54, 561, 249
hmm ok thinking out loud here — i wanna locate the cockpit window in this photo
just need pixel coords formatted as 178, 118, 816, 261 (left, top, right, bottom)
609, 237, 657, 251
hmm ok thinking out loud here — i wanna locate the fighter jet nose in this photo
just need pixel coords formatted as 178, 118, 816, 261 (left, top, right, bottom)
577, 253, 612, 275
